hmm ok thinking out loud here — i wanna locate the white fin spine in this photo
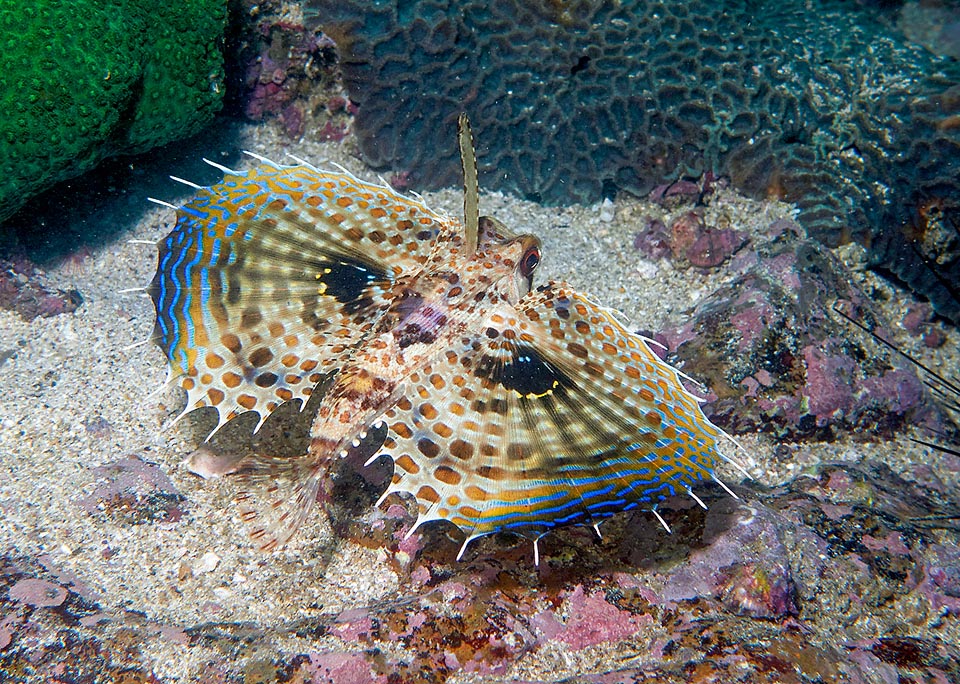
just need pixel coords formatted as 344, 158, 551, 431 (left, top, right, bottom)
286, 154, 320, 172
715, 428, 752, 478
329, 161, 358, 180
711, 473, 740, 499
146, 197, 178, 209
121, 338, 152, 352
252, 412, 271, 435
144, 376, 175, 406
168, 175, 203, 190
242, 150, 281, 167
405, 505, 446, 541
403, 516, 424, 540
456, 533, 480, 561
161, 404, 196, 433
651, 507, 672, 533
687, 488, 708, 510
374, 487, 394, 508
202, 158, 241, 175
640, 335, 668, 350
671, 366, 709, 396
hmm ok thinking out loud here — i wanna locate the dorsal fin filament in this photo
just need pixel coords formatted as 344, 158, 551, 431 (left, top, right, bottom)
458, 113, 479, 256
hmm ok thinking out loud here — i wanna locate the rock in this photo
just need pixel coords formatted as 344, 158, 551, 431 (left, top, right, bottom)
310, 0, 960, 320
661, 219, 940, 440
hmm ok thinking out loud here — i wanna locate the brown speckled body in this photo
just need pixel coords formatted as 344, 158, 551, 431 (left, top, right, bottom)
151, 117, 737, 559
306, 220, 536, 480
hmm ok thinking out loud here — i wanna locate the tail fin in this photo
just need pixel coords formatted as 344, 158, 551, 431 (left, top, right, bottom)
232, 454, 324, 551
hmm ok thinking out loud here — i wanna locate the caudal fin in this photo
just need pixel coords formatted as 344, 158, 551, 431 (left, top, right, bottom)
232, 454, 324, 551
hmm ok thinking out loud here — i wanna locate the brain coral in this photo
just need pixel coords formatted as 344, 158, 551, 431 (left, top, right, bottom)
0, 0, 225, 224
308, 0, 960, 322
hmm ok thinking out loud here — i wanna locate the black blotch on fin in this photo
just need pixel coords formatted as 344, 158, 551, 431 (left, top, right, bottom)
318, 259, 389, 314
476, 344, 570, 397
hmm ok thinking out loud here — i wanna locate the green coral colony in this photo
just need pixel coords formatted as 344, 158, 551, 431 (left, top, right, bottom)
0, 0, 225, 223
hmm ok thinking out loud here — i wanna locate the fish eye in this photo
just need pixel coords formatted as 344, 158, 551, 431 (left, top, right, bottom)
520, 246, 541, 277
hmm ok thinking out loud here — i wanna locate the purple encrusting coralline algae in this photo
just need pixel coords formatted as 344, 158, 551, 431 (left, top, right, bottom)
0, 257, 83, 321
7, 459, 958, 681
657, 216, 940, 441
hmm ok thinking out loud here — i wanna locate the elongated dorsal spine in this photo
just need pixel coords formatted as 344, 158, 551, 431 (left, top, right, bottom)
458, 113, 479, 256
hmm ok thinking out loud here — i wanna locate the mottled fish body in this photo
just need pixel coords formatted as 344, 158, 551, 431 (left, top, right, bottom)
150, 115, 741, 559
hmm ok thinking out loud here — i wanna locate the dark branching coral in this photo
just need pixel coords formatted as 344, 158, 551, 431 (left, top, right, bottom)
308, 0, 960, 321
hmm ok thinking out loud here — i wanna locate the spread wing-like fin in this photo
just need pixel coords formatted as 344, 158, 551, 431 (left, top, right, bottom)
232, 454, 324, 551
149, 161, 459, 436
370, 282, 739, 552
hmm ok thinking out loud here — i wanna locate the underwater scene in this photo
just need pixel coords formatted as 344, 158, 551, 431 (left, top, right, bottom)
1, 0, 959, 681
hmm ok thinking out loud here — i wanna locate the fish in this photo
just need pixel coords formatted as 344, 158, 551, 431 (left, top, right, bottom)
148, 114, 743, 562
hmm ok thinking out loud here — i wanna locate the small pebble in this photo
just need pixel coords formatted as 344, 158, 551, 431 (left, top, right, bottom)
194, 551, 220, 574
599, 198, 615, 223
635, 260, 659, 280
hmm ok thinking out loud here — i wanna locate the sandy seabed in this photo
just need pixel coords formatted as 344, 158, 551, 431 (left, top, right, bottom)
1, 118, 957, 682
